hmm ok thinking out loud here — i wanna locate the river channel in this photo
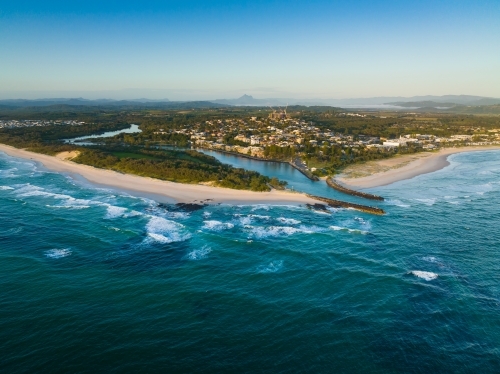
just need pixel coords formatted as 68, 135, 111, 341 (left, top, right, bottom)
198, 149, 377, 203
65, 125, 378, 203
65, 124, 142, 144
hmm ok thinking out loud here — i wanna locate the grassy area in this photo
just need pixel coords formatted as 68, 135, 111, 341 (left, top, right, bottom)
306, 159, 331, 169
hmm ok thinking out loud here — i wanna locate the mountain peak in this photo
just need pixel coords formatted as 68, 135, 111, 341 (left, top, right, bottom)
238, 94, 254, 100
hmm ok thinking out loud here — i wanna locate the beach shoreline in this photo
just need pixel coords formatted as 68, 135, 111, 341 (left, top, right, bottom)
336, 146, 500, 189
0, 143, 318, 206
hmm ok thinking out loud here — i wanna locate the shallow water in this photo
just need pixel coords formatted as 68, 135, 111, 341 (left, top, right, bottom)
0, 150, 499, 372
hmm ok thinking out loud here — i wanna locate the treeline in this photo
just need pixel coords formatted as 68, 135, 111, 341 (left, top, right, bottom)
0, 122, 130, 154
101, 132, 191, 147
263, 145, 296, 160
73, 147, 287, 192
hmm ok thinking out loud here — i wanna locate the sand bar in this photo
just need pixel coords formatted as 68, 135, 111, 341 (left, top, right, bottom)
337, 146, 500, 189
0, 144, 317, 205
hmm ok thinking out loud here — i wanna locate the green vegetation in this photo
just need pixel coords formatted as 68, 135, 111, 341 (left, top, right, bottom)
0, 122, 130, 155
111, 151, 159, 160
73, 147, 285, 191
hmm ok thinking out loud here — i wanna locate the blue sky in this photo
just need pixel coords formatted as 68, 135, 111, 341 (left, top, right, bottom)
1, 0, 499, 100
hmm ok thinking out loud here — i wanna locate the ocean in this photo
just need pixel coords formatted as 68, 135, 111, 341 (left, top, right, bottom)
1, 149, 499, 373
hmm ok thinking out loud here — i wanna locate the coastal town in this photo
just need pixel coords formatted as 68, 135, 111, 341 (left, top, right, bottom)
3, 112, 500, 177
150, 111, 500, 163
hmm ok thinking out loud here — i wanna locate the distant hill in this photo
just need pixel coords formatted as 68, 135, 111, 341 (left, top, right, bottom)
2, 94, 499, 111
213, 95, 288, 106
0, 101, 230, 118
450, 104, 500, 115
0, 99, 231, 111
0, 98, 171, 108
387, 95, 500, 106
386, 98, 500, 108
386, 101, 460, 108
209, 94, 500, 108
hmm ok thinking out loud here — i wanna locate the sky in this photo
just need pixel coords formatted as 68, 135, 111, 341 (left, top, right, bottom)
1, 0, 499, 100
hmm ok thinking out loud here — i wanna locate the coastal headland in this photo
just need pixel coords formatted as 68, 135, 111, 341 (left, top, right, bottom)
336, 146, 500, 189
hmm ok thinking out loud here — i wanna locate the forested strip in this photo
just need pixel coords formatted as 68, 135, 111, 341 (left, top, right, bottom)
73, 148, 286, 192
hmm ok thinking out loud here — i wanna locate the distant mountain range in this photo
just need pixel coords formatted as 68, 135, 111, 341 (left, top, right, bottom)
212, 95, 331, 107
0, 98, 234, 111
1, 95, 500, 112
211, 94, 500, 108
0, 98, 172, 108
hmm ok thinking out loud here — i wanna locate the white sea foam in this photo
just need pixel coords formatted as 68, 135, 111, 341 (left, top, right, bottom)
422, 256, 438, 263
238, 216, 253, 225
258, 260, 283, 273
147, 233, 172, 243
101, 204, 142, 219
15, 185, 86, 206
250, 214, 271, 220
251, 226, 302, 238
105, 205, 128, 219
0, 168, 19, 178
0, 186, 14, 190
299, 225, 326, 234
45, 248, 72, 259
46, 204, 90, 210
202, 220, 235, 231
277, 217, 301, 225
165, 211, 190, 219
250, 204, 270, 211
353, 217, 372, 230
386, 199, 410, 208
187, 245, 212, 260
410, 270, 438, 281
13, 184, 136, 214
203, 211, 212, 218
415, 198, 436, 206
145, 216, 190, 244
313, 210, 330, 215
330, 225, 368, 234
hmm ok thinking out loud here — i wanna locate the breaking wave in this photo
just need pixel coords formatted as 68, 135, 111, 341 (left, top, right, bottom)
410, 270, 438, 281
330, 226, 368, 234
45, 248, 72, 259
385, 199, 410, 208
277, 217, 301, 225
414, 198, 436, 206
422, 256, 438, 263
145, 216, 190, 244
187, 245, 212, 260
251, 226, 303, 239
202, 220, 235, 231
105, 205, 129, 219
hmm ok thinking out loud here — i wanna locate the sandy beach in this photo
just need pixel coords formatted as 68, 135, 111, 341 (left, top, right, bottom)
0, 144, 317, 205
336, 146, 500, 189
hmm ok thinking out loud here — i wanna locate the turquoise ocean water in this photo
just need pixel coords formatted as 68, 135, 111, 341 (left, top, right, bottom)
1, 150, 499, 373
